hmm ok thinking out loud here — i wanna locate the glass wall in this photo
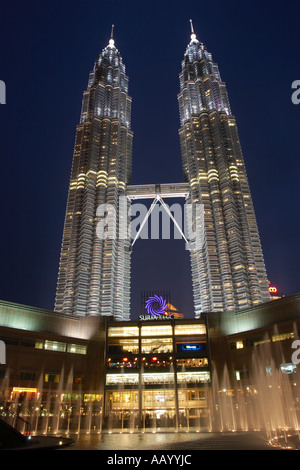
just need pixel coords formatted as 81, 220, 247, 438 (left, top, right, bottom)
176, 358, 209, 368
177, 371, 210, 384
108, 326, 139, 337
106, 373, 139, 385
108, 338, 139, 354
141, 325, 173, 337
141, 337, 173, 354
142, 373, 174, 385
174, 324, 206, 335
105, 320, 211, 431
142, 389, 176, 430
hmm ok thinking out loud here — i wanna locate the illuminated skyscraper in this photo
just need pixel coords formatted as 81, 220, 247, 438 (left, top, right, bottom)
56, 24, 270, 320
55, 30, 133, 319
178, 22, 270, 316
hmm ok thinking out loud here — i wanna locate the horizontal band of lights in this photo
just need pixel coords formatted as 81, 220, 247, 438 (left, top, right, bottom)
106, 371, 210, 385
174, 324, 206, 335
177, 372, 210, 383
12, 387, 38, 394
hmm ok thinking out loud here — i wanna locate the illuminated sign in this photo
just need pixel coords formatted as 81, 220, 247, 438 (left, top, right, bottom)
177, 343, 205, 352
139, 314, 174, 321
269, 286, 278, 293
139, 295, 174, 320
145, 295, 167, 317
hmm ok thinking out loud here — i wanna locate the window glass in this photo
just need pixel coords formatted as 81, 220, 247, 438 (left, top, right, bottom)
108, 391, 138, 406
106, 373, 139, 385
142, 373, 174, 384
44, 373, 60, 383
141, 337, 173, 354
142, 390, 175, 406
108, 338, 139, 354
107, 358, 139, 369
176, 358, 208, 368
108, 326, 139, 337
141, 325, 172, 337
142, 357, 173, 368
44, 340, 66, 352
174, 324, 206, 335
67, 343, 87, 355
272, 332, 294, 342
177, 371, 210, 384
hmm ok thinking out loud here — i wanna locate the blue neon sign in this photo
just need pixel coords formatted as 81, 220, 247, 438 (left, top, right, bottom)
179, 343, 203, 352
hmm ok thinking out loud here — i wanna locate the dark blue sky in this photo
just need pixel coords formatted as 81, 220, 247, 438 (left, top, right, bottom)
0, 0, 299, 319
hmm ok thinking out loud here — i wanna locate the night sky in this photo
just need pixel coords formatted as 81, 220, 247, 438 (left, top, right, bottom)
0, 0, 299, 320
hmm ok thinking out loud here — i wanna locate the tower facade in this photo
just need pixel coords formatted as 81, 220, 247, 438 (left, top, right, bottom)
56, 25, 270, 320
178, 25, 270, 316
55, 33, 133, 319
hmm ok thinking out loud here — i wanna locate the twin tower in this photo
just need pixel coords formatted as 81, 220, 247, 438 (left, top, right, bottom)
54, 24, 270, 320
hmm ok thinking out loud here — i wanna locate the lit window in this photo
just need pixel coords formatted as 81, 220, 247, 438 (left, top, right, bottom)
44, 340, 66, 352
236, 341, 244, 349
44, 373, 60, 383
67, 344, 87, 355
142, 390, 175, 405
108, 326, 139, 337
108, 338, 139, 354
174, 324, 206, 335
176, 358, 208, 368
177, 371, 210, 384
83, 394, 102, 402
272, 332, 294, 342
141, 337, 173, 354
106, 374, 139, 385
141, 325, 172, 337
142, 373, 174, 384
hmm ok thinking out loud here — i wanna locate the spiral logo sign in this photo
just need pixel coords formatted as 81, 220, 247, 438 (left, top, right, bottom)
145, 295, 167, 317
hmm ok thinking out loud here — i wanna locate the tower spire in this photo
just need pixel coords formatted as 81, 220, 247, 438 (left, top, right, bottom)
189, 19, 197, 42
109, 24, 115, 47
189, 19, 194, 34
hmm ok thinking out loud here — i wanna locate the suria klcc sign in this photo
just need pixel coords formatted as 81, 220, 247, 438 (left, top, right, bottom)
139, 295, 174, 321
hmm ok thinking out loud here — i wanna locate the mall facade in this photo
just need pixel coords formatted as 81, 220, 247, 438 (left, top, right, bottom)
0, 293, 300, 433
105, 318, 209, 430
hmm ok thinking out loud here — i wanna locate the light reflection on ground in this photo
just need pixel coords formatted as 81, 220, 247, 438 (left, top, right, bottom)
60, 431, 289, 450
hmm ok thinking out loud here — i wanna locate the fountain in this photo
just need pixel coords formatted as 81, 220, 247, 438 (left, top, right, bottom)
1, 323, 300, 450
207, 327, 300, 448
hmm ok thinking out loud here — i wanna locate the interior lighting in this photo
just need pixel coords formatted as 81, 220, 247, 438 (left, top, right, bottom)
12, 387, 37, 394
